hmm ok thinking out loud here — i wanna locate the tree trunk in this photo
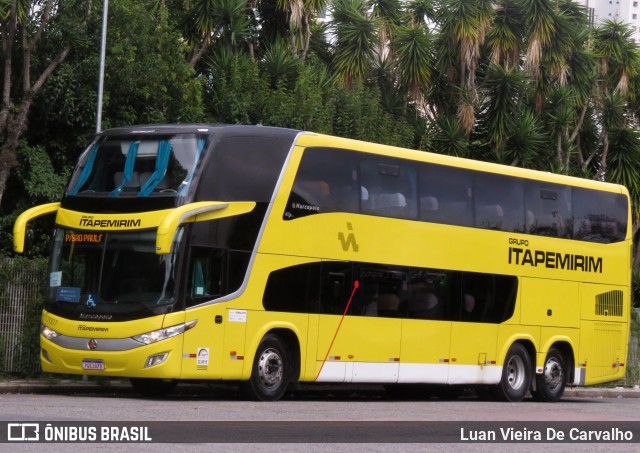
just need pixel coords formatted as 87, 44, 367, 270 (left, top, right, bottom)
595, 131, 609, 181
0, 44, 69, 210
0, 96, 32, 208
0, 124, 22, 209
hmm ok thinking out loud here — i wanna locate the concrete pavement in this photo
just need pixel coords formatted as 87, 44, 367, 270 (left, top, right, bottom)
0, 378, 638, 399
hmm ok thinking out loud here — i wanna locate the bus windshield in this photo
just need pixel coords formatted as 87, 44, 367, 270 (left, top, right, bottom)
47, 228, 183, 320
66, 134, 206, 198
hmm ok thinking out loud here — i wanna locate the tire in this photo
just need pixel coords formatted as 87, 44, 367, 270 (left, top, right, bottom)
491, 343, 532, 402
531, 348, 566, 402
242, 334, 291, 401
130, 378, 177, 397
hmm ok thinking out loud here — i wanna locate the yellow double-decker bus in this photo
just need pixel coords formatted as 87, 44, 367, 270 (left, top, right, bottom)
14, 125, 631, 402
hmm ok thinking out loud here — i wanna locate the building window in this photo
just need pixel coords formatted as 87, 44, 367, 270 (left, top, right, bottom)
634, 13, 638, 19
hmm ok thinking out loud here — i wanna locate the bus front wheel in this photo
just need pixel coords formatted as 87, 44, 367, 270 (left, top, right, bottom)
242, 334, 291, 401
531, 348, 566, 402
491, 343, 532, 402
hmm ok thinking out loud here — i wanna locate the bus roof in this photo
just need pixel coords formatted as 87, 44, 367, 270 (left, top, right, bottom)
97, 125, 628, 197
98, 124, 301, 140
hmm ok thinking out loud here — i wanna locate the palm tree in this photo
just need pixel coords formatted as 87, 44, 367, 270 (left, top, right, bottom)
394, 23, 433, 113
522, 0, 556, 81
276, 0, 328, 58
370, 0, 402, 60
477, 64, 533, 161
403, 0, 436, 26
434, 0, 494, 135
591, 20, 640, 180
486, 0, 523, 70
260, 39, 302, 88
331, 0, 379, 87
521, 0, 596, 173
181, 0, 252, 66
606, 128, 640, 221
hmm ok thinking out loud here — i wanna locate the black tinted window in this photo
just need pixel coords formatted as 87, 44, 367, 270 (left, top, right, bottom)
474, 173, 525, 232
197, 136, 290, 202
285, 148, 359, 220
361, 158, 417, 219
572, 188, 628, 243
285, 148, 628, 244
418, 164, 473, 227
263, 261, 517, 324
525, 182, 572, 238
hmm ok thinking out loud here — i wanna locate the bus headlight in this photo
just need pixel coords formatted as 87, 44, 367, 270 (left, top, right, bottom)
132, 320, 197, 345
41, 325, 60, 340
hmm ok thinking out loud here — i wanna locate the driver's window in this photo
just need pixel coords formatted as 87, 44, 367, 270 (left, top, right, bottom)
188, 247, 226, 306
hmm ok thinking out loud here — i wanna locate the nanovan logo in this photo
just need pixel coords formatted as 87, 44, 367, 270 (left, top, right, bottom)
7, 423, 39, 441
5, 422, 152, 442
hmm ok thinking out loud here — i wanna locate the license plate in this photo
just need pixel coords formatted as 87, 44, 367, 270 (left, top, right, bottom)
82, 359, 105, 371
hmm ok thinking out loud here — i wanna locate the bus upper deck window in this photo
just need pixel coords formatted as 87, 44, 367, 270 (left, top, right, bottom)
67, 135, 205, 197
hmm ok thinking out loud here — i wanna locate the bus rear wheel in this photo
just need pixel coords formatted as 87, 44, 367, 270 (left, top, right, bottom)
531, 348, 566, 402
491, 343, 532, 402
242, 334, 291, 401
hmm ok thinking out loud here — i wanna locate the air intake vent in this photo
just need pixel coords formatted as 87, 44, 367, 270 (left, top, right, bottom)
595, 290, 623, 317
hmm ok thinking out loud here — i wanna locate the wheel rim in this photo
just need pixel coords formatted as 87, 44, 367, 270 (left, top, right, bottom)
506, 354, 526, 391
257, 348, 283, 388
543, 357, 563, 391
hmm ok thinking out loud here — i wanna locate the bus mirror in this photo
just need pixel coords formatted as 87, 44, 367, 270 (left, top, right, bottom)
155, 201, 230, 255
13, 202, 60, 253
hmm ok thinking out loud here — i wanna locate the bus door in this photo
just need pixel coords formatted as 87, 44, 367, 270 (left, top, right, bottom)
315, 262, 402, 383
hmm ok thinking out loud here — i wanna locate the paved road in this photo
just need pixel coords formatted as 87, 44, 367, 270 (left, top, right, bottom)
0, 381, 639, 452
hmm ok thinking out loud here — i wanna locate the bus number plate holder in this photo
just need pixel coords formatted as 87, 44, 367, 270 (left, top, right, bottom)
82, 359, 105, 371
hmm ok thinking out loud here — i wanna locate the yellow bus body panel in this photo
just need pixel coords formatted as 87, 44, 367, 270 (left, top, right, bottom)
32, 129, 632, 393
40, 310, 185, 378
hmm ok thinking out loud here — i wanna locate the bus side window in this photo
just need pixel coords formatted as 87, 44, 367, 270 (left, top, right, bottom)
460, 273, 487, 322
473, 172, 524, 232
320, 263, 357, 315
461, 272, 518, 323
418, 163, 473, 227
572, 188, 628, 243
187, 247, 226, 306
406, 270, 447, 320
360, 159, 417, 219
263, 263, 321, 313
285, 147, 358, 219
191, 258, 206, 298
525, 182, 571, 238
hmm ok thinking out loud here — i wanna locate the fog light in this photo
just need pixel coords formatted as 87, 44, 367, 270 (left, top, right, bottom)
145, 353, 169, 368
42, 348, 52, 363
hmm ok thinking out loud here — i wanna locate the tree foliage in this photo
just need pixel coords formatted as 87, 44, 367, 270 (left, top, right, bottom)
2, 0, 640, 269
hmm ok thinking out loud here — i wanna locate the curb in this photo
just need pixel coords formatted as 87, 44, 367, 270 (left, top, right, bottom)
564, 387, 640, 399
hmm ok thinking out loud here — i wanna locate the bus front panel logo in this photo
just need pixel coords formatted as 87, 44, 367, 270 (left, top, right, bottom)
338, 223, 359, 252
